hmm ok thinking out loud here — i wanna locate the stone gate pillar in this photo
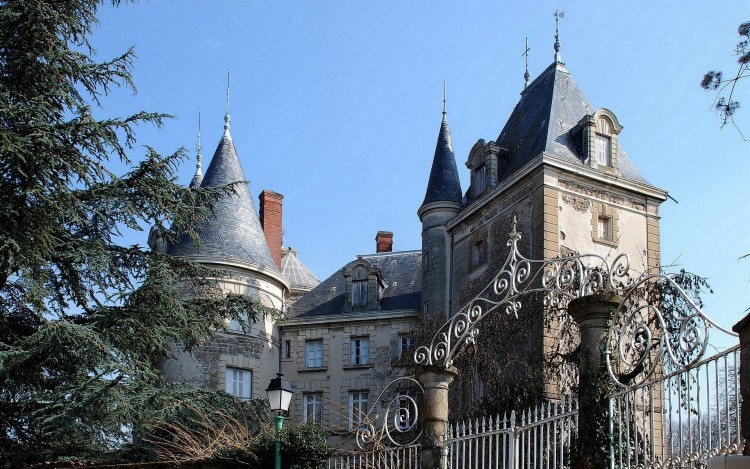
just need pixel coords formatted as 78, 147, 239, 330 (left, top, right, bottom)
568, 293, 622, 469
417, 365, 458, 469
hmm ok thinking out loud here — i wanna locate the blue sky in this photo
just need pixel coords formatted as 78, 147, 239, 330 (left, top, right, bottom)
92, 1, 749, 345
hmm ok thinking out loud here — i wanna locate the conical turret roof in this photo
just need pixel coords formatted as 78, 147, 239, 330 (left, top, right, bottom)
168, 128, 278, 273
281, 248, 320, 292
421, 114, 462, 207
495, 62, 648, 184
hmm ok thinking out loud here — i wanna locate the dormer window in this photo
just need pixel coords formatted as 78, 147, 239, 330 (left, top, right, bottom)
476, 164, 486, 194
344, 260, 386, 313
577, 109, 622, 174
595, 135, 611, 166
466, 139, 501, 200
352, 281, 368, 306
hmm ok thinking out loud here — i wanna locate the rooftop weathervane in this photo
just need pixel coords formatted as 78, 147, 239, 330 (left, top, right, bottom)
554, 10, 565, 64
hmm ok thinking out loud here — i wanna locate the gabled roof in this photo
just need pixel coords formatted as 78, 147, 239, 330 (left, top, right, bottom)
421, 114, 462, 207
287, 251, 422, 319
281, 248, 320, 292
495, 62, 648, 185
168, 130, 278, 273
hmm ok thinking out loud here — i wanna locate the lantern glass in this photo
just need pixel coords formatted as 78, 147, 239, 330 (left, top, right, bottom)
266, 373, 293, 414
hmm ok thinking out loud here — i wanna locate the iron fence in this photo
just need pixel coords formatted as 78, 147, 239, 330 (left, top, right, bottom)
609, 345, 742, 468
327, 444, 420, 469
447, 396, 578, 469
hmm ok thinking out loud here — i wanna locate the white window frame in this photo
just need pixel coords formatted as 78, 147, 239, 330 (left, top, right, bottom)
284, 340, 291, 359
595, 134, 611, 166
350, 337, 369, 366
349, 391, 369, 429
225, 367, 252, 400
303, 393, 323, 425
306, 340, 324, 368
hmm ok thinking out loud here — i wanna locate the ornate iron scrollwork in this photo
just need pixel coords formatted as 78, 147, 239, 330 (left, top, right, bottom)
414, 217, 633, 368
354, 376, 424, 450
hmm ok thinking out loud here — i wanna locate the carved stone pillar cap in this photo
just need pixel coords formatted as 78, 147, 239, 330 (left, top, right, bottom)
568, 293, 623, 328
417, 365, 459, 386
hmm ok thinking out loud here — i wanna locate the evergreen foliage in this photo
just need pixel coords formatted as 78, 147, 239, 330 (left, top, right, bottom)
248, 423, 332, 469
0, 0, 275, 464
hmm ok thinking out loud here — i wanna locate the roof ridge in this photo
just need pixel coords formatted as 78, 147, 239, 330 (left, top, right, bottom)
360, 250, 421, 258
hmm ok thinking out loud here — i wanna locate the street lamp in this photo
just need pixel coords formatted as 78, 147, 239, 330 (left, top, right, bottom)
266, 373, 293, 469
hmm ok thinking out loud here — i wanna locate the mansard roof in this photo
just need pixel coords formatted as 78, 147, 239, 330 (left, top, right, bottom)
421, 115, 462, 207
287, 250, 422, 318
281, 248, 320, 292
168, 132, 278, 273
496, 62, 648, 185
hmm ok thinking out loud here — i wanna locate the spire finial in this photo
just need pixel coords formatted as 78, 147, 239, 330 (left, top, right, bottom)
196, 110, 203, 171
224, 69, 231, 137
190, 110, 204, 187
442, 80, 447, 119
554, 10, 565, 64
522, 37, 531, 89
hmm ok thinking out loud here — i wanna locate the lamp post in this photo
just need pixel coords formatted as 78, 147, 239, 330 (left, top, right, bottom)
266, 373, 293, 469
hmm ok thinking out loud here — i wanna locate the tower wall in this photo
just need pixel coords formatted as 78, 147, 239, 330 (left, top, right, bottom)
420, 203, 460, 318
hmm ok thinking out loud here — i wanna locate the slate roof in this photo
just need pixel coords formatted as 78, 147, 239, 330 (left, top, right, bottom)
495, 62, 648, 185
287, 251, 422, 319
168, 129, 278, 273
421, 115, 463, 207
281, 248, 320, 291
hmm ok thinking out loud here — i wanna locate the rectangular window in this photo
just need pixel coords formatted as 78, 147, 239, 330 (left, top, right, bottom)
352, 280, 368, 306
595, 134, 611, 166
398, 334, 412, 359
598, 216, 612, 241
305, 340, 323, 368
284, 340, 292, 359
396, 395, 416, 430
349, 391, 369, 429
350, 337, 369, 365
476, 164, 486, 194
473, 239, 486, 266
303, 393, 323, 425
225, 367, 252, 400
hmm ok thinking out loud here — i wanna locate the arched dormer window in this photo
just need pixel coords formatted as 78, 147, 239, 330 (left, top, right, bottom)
576, 108, 622, 175
595, 116, 613, 166
351, 266, 368, 306
465, 139, 502, 200
344, 259, 387, 313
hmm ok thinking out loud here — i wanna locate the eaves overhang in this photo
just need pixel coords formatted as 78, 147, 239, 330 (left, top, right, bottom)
279, 309, 421, 328
447, 152, 668, 230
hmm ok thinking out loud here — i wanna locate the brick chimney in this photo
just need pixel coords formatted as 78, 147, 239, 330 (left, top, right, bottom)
259, 190, 283, 270
375, 231, 393, 253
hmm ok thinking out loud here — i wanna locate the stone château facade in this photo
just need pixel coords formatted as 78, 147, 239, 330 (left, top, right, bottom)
156, 48, 667, 438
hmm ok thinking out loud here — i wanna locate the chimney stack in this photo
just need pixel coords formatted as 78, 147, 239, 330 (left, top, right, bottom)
375, 231, 393, 253
259, 190, 283, 270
